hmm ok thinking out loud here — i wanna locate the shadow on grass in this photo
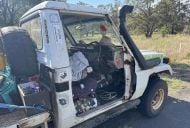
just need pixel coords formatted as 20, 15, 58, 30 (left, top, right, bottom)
171, 63, 190, 83
96, 96, 190, 128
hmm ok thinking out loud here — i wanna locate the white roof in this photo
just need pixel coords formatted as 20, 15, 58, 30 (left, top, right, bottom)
21, 1, 107, 19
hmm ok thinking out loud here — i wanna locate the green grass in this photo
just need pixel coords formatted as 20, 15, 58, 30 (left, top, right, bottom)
162, 77, 186, 92
131, 34, 190, 64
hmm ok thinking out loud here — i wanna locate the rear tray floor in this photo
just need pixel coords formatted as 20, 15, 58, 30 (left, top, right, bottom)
0, 110, 26, 127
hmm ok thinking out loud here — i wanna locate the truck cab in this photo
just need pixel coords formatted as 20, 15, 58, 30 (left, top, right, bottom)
0, 1, 172, 128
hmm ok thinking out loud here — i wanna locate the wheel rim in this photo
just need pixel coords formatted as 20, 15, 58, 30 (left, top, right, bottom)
151, 89, 164, 111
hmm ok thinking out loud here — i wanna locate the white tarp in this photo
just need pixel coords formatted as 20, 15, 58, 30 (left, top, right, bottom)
69, 51, 89, 81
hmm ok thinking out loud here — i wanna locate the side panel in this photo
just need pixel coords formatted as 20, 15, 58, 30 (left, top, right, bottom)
54, 67, 76, 128
131, 64, 172, 100
39, 10, 70, 69
19, 10, 76, 128
40, 10, 76, 128
5, 113, 49, 128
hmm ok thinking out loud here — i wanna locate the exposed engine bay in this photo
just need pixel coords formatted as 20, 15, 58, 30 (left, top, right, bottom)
69, 41, 126, 115
60, 13, 134, 115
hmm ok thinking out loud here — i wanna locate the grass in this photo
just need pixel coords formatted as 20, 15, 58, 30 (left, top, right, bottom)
162, 77, 186, 92
131, 34, 190, 64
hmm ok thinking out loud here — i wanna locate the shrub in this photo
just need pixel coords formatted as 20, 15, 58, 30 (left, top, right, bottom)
160, 26, 169, 37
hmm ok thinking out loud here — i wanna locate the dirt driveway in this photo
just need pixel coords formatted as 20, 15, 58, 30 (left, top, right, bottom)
97, 64, 190, 128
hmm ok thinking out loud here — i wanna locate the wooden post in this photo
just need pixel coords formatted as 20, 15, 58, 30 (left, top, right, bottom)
179, 42, 182, 53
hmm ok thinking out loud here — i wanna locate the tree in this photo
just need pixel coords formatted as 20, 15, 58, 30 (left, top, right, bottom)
0, 0, 22, 26
126, 0, 159, 38
125, 0, 190, 37
183, 0, 190, 34
0, 0, 45, 27
77, 1, 91, 6
156, 0, 187, 34
98, 0, 121, 27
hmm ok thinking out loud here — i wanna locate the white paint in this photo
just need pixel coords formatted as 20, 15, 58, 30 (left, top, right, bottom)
21, 1, 107, 19
131, 63, 173, 100
38, 10, 70, 69
10, 3, 173, 127
124, 53, 132, 98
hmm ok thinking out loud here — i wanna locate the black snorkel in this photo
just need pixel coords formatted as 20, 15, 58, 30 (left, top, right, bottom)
119, 5, 150, 70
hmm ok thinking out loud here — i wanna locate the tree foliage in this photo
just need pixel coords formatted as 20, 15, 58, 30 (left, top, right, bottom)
126, 0, 190, 37
0, 0, 65, 27
157, 0, 188, 34
0, 0, 189, 38
133, 0, 159, 38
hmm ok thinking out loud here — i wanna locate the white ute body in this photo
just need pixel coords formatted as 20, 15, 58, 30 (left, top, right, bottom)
4, 1, 172, 128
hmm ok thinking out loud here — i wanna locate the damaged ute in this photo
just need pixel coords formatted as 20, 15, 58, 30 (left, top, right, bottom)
0, 1, 172, 128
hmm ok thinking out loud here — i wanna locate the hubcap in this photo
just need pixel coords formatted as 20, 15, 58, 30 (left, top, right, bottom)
152, 89, 164, 111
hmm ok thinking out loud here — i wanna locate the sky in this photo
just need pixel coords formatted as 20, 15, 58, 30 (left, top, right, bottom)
68, 0, 125, 7
67, 0, 189, 7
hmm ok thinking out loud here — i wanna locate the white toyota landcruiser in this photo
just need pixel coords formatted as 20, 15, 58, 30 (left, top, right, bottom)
0, 1, 172, 128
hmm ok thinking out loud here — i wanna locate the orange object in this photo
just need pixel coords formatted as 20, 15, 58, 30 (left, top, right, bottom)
0, 53, 6, 70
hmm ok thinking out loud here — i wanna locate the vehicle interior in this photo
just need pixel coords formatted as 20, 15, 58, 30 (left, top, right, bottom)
60, 13, 132, 115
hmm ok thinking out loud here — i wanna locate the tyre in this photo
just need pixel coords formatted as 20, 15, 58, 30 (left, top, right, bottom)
138, 78, 168, 117
0, 26, 38, 77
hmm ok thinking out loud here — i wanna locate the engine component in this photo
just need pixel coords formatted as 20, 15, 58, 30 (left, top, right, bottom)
72, 77, 97, 99
96, 90, 117, 105
97, 78, 109, 88
72, 77, 98, 115
74, 94, 98, 115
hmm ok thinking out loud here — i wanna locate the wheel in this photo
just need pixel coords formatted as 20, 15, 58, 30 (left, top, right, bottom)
138, 78, 168, 117
0, 26, 38, 77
